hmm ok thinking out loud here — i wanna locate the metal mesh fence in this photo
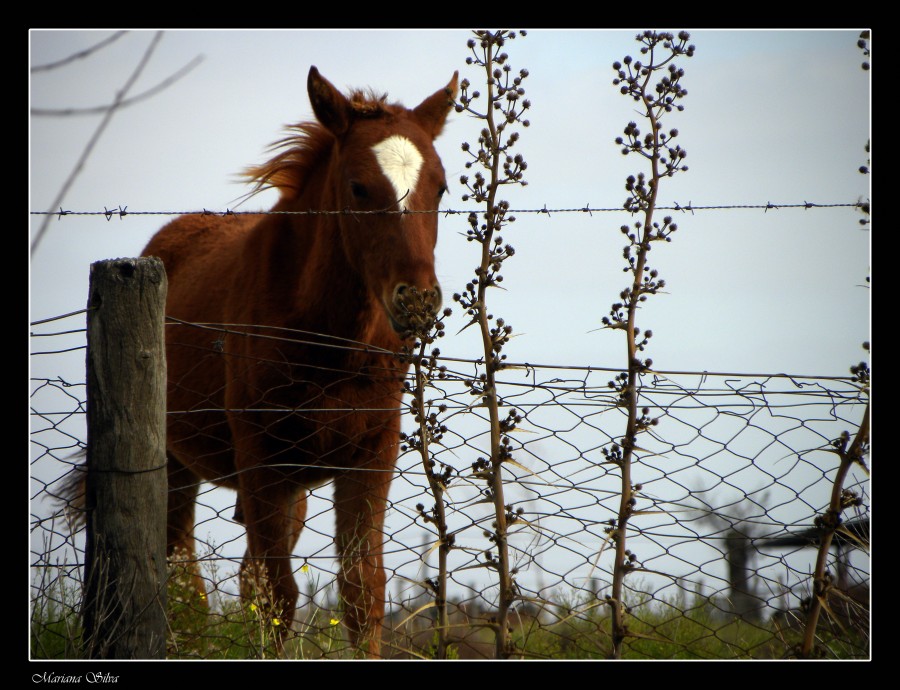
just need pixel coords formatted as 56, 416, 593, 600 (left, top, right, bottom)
30, 312, 869, 659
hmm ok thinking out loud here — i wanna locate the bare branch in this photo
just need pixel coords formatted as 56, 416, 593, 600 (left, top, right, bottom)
31, 54, 204, 117
30, 31, 128, 73
31, 32, 165, 257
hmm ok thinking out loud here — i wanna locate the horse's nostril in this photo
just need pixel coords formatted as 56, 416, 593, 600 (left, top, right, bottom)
431, 285, 443, 312
394, 286, 441, 312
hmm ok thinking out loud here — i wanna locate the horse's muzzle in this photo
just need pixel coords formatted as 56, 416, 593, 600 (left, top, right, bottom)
387, 283, 443, 335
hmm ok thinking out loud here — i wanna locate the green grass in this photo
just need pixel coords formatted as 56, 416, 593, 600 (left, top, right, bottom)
164, 559, 355, 659
30, 588, 83, 658
30, 558, 356, 660
30, 565, 868, 660
507, 588, 869, 660
30, 558, 84, 659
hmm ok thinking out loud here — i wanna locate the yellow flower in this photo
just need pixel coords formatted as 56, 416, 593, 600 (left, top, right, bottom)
250, 603, 258, 612
300, 564, 309, 573
272, 618, 281, 626
330, 618, 340, 626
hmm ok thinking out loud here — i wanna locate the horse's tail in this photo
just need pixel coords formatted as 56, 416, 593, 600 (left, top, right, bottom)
53, 452, 88, 531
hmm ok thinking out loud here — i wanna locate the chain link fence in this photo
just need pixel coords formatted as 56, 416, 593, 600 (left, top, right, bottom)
30, 313, 869, 659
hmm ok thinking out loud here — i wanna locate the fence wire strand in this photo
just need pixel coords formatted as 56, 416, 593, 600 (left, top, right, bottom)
29, 200, 866, 222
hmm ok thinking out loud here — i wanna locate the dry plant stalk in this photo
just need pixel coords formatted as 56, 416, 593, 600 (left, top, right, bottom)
602, 31, 693, 659
454, 29, 529, 659
398, 289, 454, 658
800, 36, 870, 657
800, 349, 869, 658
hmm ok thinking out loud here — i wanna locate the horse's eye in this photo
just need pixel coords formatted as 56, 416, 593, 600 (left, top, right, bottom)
437, 184, 448, 200
350, 181, 368, 199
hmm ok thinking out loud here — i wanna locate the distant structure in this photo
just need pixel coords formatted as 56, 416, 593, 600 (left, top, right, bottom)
724, 528, 760, 621
759, 516, 869, 590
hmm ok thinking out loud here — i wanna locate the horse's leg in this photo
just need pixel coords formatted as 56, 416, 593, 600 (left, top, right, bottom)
166, 454, 207, 604
236, 487, 306, 584
288, 488, 308, 555
237, 468, 301, 633
333, 465, 391, 658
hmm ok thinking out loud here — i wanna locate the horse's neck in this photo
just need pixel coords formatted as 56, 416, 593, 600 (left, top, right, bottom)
245, 203, 389, 350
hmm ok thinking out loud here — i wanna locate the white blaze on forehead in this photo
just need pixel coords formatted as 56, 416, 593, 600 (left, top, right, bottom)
371, 135, 424, 211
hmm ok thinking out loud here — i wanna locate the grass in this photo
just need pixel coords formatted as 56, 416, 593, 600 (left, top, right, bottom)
30, 570, 83, 659
506, 588, 869, 660
30, 562, 869, 660
30, 556, 356, 660
164, 558, 354, 659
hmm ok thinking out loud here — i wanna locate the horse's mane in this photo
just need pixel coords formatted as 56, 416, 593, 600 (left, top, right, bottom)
244, 89, 396, 199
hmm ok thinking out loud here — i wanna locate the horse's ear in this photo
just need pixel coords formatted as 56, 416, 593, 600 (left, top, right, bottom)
308, 66, 351, 137
412, 71, 459, 139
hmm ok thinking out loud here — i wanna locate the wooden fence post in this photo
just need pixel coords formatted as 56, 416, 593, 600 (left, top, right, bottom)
83, 257, 168, 659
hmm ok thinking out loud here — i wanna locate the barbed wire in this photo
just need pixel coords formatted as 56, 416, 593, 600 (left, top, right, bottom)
29, 200, 866, 221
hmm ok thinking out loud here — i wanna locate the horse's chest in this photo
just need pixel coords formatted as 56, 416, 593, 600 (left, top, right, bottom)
246, 360, 403, 447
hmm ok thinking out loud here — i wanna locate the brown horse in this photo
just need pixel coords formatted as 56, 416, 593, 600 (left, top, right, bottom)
145, 66, 457, 657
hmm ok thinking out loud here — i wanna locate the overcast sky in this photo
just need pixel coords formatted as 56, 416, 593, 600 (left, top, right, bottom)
30, 29, 870, 379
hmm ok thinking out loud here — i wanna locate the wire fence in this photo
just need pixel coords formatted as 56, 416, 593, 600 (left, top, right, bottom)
30, 309, 870, 660
29, 26, 871, 661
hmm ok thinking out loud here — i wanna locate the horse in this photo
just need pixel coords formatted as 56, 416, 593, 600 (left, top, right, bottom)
143, 66, 458, 657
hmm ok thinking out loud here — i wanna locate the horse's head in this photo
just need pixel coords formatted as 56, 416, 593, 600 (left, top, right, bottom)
307, 66, 457, 336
